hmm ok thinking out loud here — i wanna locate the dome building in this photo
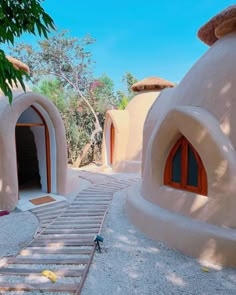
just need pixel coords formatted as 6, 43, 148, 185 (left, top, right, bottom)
0, 57, 67, 211
102, 77, 174, 173
126, 6, 236, 266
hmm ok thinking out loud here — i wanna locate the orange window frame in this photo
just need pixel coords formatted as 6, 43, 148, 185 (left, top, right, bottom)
110, 123, 115, 164
164, 136, 207, 196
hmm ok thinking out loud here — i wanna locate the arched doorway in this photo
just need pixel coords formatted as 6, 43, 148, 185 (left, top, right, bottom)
110, 123, 115, 165
15, 105, 51, 196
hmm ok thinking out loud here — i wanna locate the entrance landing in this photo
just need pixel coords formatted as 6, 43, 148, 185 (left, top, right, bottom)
17, 190, 66, 211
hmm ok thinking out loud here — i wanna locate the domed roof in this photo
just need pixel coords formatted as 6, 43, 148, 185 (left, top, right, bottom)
198, 5, 236, 46
6, 56, 29, 74
131, 76, 175, 92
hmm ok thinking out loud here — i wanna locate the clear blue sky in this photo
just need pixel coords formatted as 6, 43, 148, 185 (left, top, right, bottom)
13, 1, 236, 90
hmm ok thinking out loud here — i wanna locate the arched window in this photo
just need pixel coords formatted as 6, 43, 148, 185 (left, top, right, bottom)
164, 136, 207, 195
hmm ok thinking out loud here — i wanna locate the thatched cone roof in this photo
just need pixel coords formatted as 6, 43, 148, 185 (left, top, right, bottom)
198, 5, 236, 46
6, 56, 29, 74
131, 76, 175, 92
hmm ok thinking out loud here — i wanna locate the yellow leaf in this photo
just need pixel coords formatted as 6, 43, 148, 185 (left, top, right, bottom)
41, 269, 57, 283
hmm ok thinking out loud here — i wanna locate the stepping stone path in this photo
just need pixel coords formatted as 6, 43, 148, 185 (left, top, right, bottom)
0, 175, 138, 294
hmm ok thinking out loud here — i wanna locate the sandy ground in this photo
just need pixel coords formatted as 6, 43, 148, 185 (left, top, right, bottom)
82, 189, 236, 295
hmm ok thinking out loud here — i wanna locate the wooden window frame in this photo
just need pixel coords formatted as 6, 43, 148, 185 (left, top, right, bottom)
164, 136, 207, 196
110, 123, 115, 165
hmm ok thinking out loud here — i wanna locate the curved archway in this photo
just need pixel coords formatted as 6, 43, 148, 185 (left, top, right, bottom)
142, 106, 236, 227
16, 105, 53, 195
0, 92, 67, 211
104, 115, 114, 166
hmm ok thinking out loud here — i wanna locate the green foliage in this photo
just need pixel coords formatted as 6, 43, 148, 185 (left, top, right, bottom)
122, 71, 138, 99
9, 29, 139, 166
116, 72, 138, 109
0, 0, 54, 103
32, 79, 66, 112
117, 90, 129, 110
0, 0, 54, 44
33, 78, 99, 165
90, 74, 117, 112
9, 32, 107, 166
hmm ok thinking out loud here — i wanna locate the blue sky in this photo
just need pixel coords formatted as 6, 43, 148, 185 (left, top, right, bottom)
13, 1, 236, 90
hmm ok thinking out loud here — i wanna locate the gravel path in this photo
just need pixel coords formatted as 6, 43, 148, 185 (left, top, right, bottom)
0, 211, 38, 260
82, 189, 236, 295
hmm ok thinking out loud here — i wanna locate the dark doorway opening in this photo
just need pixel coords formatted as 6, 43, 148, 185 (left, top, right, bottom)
15, 126, 41, 190
110, 123, 115, 165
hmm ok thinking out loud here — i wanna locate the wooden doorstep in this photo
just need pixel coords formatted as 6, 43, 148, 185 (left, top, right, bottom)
36, 212, 65, 219
45, 224, 100, 229
0, 282, 77, 292
68, 205, 107, 209
29, 241, 95, 247
72, 199, 111, 202
60, 213, 104, 217
79, 190, 113, 195
48, 220, 101, 229
37, 215, 57, 221
74, 199, 110, 201
37, 234, 95, 240
31, 202, 69, 213
43, 229, 98, 234
95, 184, 123, 188
20, 247, 92, 255
0, 267, 84, 277
65, 209, 106, 213
13, 257, 89, 265
55, 217, 103, 222
79, 190, 114, 193
72, 202, 109, 206
76, 194, 111, 197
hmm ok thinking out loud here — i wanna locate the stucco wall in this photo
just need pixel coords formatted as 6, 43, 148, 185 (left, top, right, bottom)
102, 91, 158, 172
141, 33, 236, 228
0, 91, 67, 211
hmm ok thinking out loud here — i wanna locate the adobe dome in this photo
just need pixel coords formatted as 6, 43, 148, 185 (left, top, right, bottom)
127, 6, 236, 266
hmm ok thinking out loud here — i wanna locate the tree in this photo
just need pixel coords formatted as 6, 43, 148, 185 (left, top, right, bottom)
0, 0, 55, 103
33, 78, 93, 165
10, 31, 105, 167
117, 91, 129, 110
33, 76, 116, 166
117, 72, 138, 109
122, 72, 138, 99
32, 79, 66, 113
89, 74, 118, 112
